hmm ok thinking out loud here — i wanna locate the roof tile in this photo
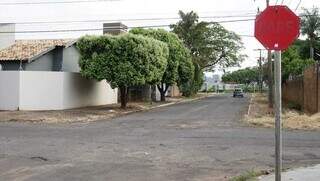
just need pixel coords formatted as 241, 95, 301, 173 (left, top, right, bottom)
0, 39, 76, 61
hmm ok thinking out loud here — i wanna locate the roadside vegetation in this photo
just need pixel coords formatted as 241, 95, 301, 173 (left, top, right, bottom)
77, 10, 246, 109
222, 67, 266, 93
245, 94, 320, 130
300, 7, 320, 60
77, 34, 168, 108
0, 93, 213, 123
129, 28, 194, 101
171, 11, 246, 96
230, 170, 266, 181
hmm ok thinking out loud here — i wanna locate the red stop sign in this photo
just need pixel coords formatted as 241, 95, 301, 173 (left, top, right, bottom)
254, 5, 300, 51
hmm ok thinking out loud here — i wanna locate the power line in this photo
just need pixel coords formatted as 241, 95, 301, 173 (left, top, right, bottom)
239, 34, 255, 37
6, 12, 313, 26
1, 14, 257, 25
1, 8, 312, 27
0, 0, 117, 5
0, 18, 256, 34
295, 0, 302, 11
217, 18, 255, 23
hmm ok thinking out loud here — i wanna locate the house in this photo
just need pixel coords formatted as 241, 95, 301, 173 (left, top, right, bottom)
0, 23, 128, 72
0, 23, 80, 72
0, 23, 118, 111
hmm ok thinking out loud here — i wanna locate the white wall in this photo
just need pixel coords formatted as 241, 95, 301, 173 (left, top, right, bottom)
0, 71, 20, 110
0, 71, 118, 110
19, 71, 64, 110
62, 73, 117, 109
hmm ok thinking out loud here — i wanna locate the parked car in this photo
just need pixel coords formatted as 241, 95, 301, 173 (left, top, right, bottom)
233, 88, 244, 98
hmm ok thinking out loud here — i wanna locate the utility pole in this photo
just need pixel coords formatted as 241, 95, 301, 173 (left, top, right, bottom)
266, 0, 273, 108
254, 49, 264, 93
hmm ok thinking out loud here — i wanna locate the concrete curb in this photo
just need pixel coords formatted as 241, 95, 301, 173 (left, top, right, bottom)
121, 93, 217, 116
1, 94, 216, 124
247, 93, 254, 116
259, 164, 320, 181
149, 93, 216, 110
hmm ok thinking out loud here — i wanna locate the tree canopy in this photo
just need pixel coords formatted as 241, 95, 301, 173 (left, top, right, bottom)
282, 46, 315, 81
77, 34, 168, 108
129, 28, 194, 101
171, 11, 246, 70
222, 67, 261, 85
170, 10, 246, 95
293, 39, 320, 60
300, 7, 320, 59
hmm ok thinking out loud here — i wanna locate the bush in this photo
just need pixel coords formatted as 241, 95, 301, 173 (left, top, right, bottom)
130, 28, 194, 101
179, 63, 203, 96
77, 34, 168, 108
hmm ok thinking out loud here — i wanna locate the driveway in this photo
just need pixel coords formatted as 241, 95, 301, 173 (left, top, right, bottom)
0, 94, 320, 181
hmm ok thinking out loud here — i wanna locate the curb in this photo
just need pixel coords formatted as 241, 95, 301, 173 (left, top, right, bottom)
122, 93, 216, 116
247, 93, 254, 116
149, 93, 216, 110
1, 94, 216, 124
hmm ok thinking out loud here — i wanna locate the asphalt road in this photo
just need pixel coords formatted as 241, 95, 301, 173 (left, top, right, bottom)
0, 94, 320, 181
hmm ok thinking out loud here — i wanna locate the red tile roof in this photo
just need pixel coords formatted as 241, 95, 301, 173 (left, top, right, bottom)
0, 39, 76, 62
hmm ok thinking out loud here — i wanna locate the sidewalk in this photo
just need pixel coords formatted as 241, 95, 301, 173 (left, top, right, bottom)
259, 165, 320, 181
0, 93, 215, 123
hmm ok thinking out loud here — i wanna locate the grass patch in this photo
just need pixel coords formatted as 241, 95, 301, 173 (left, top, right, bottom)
245, 93, 320, 130
230, 170, 264, 181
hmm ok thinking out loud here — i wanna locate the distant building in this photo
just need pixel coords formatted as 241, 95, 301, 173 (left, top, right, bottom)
202, 74, 222, 91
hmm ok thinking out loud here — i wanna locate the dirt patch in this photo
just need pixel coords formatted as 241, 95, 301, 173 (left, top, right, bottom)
0, 101, 171, 124
245, 94, 320, 130
0, 94, 213, 124
0, 104, 139, 123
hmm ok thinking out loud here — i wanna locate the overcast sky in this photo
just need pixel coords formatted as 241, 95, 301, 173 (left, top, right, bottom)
0, 0, 319, 72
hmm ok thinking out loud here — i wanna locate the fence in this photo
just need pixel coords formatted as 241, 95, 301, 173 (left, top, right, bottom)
282, 64, 319, 114
0, 71, 118, 110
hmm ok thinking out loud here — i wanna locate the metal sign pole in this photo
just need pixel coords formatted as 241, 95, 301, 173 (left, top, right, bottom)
274, 50, 282, 181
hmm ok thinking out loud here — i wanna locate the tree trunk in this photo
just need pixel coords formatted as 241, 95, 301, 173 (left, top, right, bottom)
160, 91, 166, 102
310, 37, 315, 60
119, 86, 128, 109
310, 46, 315, 60
151, 85, 157, 102
267, 50, 273, 108
258, 56, 263, 93
157, 84, 169, 102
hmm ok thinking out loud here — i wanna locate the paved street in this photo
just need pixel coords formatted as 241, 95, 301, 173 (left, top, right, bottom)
0, 94, 320, 181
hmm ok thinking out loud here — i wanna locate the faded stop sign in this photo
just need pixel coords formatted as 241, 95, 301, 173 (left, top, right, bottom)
254, 5, 300, 51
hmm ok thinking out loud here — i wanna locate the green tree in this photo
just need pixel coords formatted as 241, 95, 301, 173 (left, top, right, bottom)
77, 34, 168, 108
171, 11, 245, 95
200, 23, 246, 70
222, 67, 260, 85
300, 7, 320, 59
176, 50, 195, 96
130, 28, 194, 101
170, 11, 208, 96
282, 46, 315, 81
293, 39, 320, 60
